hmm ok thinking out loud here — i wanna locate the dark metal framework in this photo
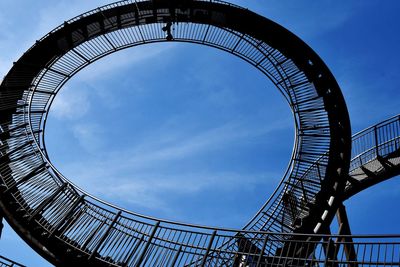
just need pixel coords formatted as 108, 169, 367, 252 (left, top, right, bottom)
0, 0, 397, 266
0, 255, 26, 267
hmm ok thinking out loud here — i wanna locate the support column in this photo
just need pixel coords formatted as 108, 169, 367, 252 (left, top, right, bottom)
322, 228, 339, 267
336, 203, 358, 267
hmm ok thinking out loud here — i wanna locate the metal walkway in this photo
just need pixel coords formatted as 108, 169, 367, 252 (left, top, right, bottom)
0, 0, 399, 266
344, 115, 400, 199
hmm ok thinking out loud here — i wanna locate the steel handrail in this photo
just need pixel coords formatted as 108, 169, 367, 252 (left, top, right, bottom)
0, 1, 353, 265
352, 114, 400, 140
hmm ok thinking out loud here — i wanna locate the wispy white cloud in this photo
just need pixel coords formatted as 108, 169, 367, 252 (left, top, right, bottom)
71, 123, 105, 154
66, 115, 290, 169
73, 43, 176, 83
56, 119, 287, 214
122, 119, 287, 167
63, 160, 279, 213
50, 86, 91, 119
48, 44, 176, 122
48, 43, 176, 113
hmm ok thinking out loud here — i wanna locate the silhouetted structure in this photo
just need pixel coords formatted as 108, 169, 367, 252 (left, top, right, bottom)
0, 0, 399, 266
0, 255, 25, 267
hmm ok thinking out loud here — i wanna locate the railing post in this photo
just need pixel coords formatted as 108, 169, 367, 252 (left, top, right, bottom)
123, 235, 144, 267
200, 230, 217, 267
316, 163, 322, 183
256, 235, 269, 267
397, 115, 400, 150
4, 163, 47, 194
135, 221, 160, 267
323, 237, 332, 266
28, 183, 68, 221
48, 195, 85, 238
88, 211, 122, 260
170, 245, 182, 267
0, 140, 33, 164
374, 126, 379, 157
336, 204, 358, 267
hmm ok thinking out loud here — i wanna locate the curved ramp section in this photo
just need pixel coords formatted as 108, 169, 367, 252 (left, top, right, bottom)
0, 0, 351, 266
344, 115, 400, 199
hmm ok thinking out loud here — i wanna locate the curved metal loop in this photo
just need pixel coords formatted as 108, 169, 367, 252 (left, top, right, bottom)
0, 0, 352, 265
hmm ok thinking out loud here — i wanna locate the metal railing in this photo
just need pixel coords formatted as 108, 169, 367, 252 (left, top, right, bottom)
20, 0, 335, 237
350, 115, 400, 172
0, 256, 25, 267
0, 1, 353, 266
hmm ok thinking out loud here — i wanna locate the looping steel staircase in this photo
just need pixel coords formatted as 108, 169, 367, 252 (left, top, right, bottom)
0, 1, 399, 266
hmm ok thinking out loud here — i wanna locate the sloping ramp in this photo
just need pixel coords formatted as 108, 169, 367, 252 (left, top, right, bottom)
344, 115, 400, 199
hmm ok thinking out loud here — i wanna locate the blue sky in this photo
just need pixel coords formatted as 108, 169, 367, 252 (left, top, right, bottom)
1, 1, 400, 266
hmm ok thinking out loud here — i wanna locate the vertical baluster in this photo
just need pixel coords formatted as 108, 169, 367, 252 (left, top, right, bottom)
374, 126, 379, 157
123, 235, 144, 267
88, 211, 122, 260
135, 221, 160, 267
48, 195, 85, 237
0, 123, 28, 140
256, 235, 269, 267
170, 245, 182, 267
396, 115, 400, 150
82, 220, 106, 251
28, 183, 67, 221
316, 163, 322, 183
200, 231, 217, 267
0, 140, 33, 163
4, 163, 47, 193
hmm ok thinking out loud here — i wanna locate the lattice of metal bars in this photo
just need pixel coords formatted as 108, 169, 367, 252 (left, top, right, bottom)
0, 1, 353, 265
